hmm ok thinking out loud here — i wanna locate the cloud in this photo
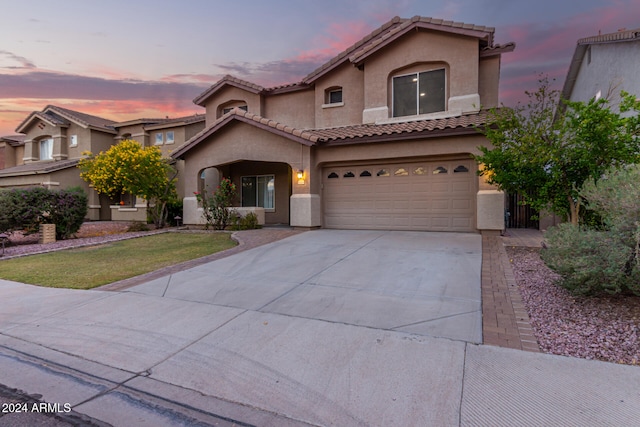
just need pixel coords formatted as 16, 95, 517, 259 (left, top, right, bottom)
211, 19, 377, 87
0, 97, 204, 136
0, 70, 209, 101
497, 2, 640, 106
0, 51, 36, 69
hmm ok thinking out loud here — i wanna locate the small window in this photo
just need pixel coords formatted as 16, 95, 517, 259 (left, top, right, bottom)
343, 171, 355, 178
69, 135, 78, 147
155, 133, 163, 145
376, 169, 390, 177
413, 167, 426, 175
394, 168, 408, 176
39, 138, 53, 160
328, 88, 343, 104
454, 165, 469, 173
433, 166, 448, 174
328, 172, 339, 179
359, 170, 372, 177
165, 131, 175, 144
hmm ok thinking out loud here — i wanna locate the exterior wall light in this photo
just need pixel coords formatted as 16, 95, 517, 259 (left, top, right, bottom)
297, 169, 305, 185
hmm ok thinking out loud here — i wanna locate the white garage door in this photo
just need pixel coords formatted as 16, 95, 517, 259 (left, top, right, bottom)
323, 159, 476, 232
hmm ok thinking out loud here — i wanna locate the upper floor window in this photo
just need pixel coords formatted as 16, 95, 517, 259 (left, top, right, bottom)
166, 131, 175, 145
69, 135, 78, 147
155, 133, 163, 145
393, 69, 445, 117
40, 138, 53, 160
327, 88, 343, 104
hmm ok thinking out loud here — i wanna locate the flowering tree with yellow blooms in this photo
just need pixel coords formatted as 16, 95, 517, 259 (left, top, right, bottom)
78, 139, 177, 228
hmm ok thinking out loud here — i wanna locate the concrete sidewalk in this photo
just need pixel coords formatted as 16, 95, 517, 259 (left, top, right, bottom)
0, 230, 639, 426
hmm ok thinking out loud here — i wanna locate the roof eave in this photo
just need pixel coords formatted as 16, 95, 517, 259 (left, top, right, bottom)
349, 21, 494, 66
318, 126, 481, 146
171, 113, 314, 160
193, 78, 264, 107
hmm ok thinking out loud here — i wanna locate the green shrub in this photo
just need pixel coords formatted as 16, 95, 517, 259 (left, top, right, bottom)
127, 221, 150, 232
0, 187, 88, 239
230, 212, 261, 230
541, 224, 640, 295
541, 165, 640, 296
50, 187, 88, 239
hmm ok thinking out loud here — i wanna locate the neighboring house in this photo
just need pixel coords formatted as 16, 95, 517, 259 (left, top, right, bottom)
172, 15, 515, 233
561, 28, 640, 108
0, 135, 25, 170
0, 105, 204, 221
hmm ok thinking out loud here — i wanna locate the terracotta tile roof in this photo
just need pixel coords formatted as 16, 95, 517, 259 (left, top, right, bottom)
145, 114, 205, 131
171, 108, 318, 159
45, 105, 117, 131
172, 108, 488, 159
0, 159, 79, 177
0, 135, 26, 146
578, 28, 640, 44
480, 42, 516, 57
16, 105, 116, 134
347, 16, 495, 66
193, 75, 265, 106
308, 111, 489, 144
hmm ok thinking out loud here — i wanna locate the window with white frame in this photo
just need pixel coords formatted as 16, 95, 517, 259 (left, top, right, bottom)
70, 135, 78, 147
165, 131, 175, 144
39, 138, 53, 160
393, 69, 445, 117
241, 175, 274, 209
155, 132, 163, 145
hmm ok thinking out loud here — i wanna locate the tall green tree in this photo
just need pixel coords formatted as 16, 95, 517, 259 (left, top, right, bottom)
78, 139, 177, 228
476, 76, 640, 225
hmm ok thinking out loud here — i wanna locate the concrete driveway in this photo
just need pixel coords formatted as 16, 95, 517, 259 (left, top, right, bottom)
132, 229, 482, 343
2, 230, 639, 426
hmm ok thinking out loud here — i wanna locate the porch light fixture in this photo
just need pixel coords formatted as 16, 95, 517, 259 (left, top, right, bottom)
297, 169, 305, 185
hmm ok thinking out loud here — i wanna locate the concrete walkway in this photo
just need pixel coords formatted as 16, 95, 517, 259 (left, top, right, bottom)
0, 229, 639, 426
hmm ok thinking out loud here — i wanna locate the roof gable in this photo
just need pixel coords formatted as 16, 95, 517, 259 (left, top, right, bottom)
193, 75, 265, 106
171, 108, 317, 159
16, 105, 116, 134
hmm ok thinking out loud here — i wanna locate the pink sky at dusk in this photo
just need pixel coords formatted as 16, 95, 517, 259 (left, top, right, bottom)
1, 0, 638, 136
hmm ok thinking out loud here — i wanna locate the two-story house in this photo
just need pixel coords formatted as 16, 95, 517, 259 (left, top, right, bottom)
0, 105, 204, 221
172, 16, 514, 233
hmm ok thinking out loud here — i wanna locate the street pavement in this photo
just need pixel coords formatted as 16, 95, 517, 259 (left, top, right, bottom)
0, 230, 639, 426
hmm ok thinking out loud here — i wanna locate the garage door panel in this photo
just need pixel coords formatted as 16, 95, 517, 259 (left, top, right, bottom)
323, 160, 475, 232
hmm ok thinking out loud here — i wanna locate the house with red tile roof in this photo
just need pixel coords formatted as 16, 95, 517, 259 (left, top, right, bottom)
172, 15, 515, 233
0, 105, 204, 221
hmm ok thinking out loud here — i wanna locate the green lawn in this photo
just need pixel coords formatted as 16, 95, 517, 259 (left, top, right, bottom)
0, 232, 237, 289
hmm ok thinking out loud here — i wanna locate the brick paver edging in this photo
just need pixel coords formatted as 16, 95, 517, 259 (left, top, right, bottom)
481, 234, 540, 352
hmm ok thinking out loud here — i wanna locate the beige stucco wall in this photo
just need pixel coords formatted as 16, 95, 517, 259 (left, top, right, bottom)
362, 30, 479, 114
180, 122, 316, 225
263, 90, 316, 129
313, 62, 365, 128
202, 87, 263, 126
478, 56, 501, 109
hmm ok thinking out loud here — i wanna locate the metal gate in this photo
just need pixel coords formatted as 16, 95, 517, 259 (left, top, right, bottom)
506, 193, 539, 229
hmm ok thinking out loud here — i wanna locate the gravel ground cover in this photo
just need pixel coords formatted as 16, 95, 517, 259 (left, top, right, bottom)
1, 222, 162, 259
507, 246, 640, 366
